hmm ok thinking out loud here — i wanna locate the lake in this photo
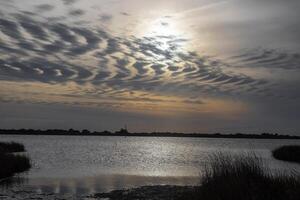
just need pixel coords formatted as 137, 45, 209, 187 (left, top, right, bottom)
0, 135, 299, 197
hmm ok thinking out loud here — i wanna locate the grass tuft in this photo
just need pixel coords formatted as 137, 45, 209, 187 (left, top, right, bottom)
0, 141, 31, 180
0, 153, 31, 179
272, 145, 300, 164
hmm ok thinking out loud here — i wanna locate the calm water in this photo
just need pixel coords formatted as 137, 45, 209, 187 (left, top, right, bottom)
0, 135, 300, 196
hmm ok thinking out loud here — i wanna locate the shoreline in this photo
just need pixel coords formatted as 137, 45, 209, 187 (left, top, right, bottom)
0, 185, 198, 200
1, 132, 299, 140
92, 185, 199, 200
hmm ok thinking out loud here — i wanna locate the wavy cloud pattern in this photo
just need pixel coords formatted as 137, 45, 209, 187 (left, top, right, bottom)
0, 0, 300, 132
0, 13, 275, 99
0, 1, 299, 116
226, 48, 300, 70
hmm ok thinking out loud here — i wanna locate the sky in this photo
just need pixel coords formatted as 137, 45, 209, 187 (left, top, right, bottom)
0, 0, 300, 134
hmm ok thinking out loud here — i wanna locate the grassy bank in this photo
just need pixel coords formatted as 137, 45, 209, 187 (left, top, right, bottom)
0, 142, 31, 180
272, 145, 300, 164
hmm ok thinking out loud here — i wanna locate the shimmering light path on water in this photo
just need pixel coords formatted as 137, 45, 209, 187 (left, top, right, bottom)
0, 135, 299, 195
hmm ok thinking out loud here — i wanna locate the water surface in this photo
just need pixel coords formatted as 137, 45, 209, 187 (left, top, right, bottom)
0, 135, 299, 196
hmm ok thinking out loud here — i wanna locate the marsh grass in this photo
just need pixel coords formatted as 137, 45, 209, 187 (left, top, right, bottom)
0, 153, 31, 179
0, 142, 25, 153
0, 142, 31, 180
195, 153, 300, 200
272, 145, 300, 164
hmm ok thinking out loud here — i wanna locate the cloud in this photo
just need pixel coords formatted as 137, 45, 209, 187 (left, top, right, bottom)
69, 9, 85, 16
0, 18, 23, 39
19, 21, 49, 41
0, 8, 298, 109
226, 48, 300, 70
120, 12, 130, 16
62, 0, 78, 5
0, 0, 300, 133
100, 14, 113, 22
35, 4, 55, 12
49, 23, 78, 43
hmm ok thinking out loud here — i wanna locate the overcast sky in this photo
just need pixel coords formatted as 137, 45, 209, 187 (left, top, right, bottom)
0, 0, 300, 134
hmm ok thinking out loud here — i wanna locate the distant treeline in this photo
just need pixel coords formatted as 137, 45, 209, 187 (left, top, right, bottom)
0, 129, 299, 139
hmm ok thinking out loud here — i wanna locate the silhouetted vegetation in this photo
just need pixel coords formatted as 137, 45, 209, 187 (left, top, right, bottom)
185, 153, 300, 200
272, 145, 300, 164
0, 142, 25, 153
0, 154, 31, 179
0, 129, 299, 139
0, 142, 31, 180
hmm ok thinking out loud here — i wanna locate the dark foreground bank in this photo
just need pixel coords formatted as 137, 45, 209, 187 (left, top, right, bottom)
0, 142, 31, 180
93, 153, 300, 200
